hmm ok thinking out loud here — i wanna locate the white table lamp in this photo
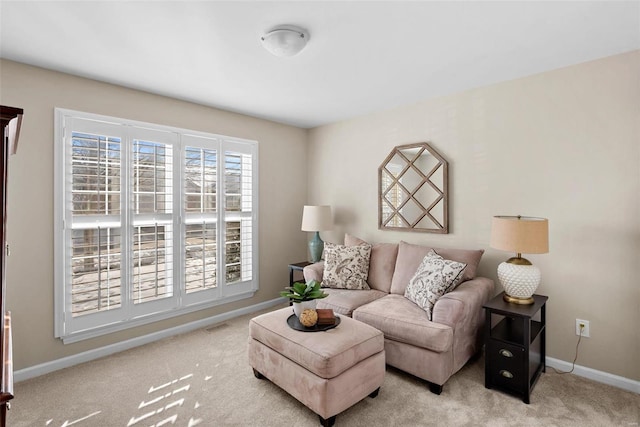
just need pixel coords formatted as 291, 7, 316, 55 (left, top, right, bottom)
490, 215, 549, 304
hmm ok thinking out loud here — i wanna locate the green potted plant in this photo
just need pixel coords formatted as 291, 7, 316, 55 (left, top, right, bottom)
280, 280, 328, 318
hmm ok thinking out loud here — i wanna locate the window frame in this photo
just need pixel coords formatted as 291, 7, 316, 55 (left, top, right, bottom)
54, 108, 259, 343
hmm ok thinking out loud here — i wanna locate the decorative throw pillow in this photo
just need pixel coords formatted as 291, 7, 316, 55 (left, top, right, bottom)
345, 233, 399, 293
322, 242, 372, 290
404, 250, 467, 320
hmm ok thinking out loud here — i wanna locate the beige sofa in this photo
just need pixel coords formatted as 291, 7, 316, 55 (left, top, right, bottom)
303, 234, 494, 394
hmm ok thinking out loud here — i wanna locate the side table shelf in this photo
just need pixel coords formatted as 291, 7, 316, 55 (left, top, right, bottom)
483, 292, 548, 404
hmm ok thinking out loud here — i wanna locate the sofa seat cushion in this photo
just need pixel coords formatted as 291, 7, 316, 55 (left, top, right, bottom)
316, 288, 388, 317
353, 295, 453, 353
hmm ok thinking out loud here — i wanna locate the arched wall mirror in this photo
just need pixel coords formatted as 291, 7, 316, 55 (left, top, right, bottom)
378, 142, 449, 233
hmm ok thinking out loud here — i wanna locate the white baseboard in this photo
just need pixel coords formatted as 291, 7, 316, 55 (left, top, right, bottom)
15, 297, 287, 383
546, 357, 640, 394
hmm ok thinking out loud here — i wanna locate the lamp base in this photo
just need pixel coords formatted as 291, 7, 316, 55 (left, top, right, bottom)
308, 231, 324, 263
503, 293, 535, 305
497, 260, 541, 306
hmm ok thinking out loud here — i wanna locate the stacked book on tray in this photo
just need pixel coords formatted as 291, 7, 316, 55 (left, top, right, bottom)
316, 309, 336, 326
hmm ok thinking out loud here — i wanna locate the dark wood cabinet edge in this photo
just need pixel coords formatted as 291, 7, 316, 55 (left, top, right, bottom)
1, 312, 11, 399
0, 105, 21, 426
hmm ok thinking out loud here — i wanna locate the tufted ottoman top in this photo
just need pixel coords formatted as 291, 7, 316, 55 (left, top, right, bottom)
249, 307, 384, 379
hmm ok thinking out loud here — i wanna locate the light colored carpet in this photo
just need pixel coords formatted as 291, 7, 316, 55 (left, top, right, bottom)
12, 306, 640, 427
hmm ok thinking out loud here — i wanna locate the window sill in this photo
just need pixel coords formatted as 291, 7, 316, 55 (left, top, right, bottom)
60, 291, 256, 344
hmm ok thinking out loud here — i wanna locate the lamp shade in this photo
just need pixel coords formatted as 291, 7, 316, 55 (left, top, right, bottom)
301, 205, 332, 232
490, 216, 549, 254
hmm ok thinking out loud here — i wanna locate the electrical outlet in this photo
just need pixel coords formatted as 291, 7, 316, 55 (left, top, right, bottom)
576, 319, 590, 338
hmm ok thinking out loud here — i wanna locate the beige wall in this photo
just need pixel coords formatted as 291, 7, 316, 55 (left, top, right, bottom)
0, 60, 308, 370
2, 51, 639, 382
308, 51, 640, 381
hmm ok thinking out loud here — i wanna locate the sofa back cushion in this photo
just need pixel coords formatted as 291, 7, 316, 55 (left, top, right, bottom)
390, 241, 484, 295
434, 247, 484, 281
345, 234, 398, 293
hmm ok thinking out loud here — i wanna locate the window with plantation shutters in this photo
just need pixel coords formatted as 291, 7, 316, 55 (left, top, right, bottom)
55, 110, 258, 343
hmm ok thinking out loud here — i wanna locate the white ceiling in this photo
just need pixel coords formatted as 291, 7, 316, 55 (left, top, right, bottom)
1, 1, 639, 128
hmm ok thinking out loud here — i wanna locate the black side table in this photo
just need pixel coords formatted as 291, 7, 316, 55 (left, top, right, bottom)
483, 292, 548, 404
288, 261, 312, 287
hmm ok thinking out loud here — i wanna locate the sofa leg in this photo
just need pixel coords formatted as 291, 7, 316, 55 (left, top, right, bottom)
252, 368, 264, 380
368, 387, 380, 398
319, 415, 336, 427
428, 382, 443, 395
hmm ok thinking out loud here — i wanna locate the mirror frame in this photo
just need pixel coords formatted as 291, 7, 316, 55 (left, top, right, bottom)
378, 142, 449, 233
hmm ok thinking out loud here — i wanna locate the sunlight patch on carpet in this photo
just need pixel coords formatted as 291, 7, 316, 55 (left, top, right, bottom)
45, 411, 101, 427
127, 370, 206, 427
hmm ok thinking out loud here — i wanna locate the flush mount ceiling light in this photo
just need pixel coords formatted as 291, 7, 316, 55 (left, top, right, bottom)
261, 25, 309, 57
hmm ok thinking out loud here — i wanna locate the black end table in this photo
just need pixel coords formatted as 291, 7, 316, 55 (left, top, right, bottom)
288, 261, 312, 287
483, 292, 548, 404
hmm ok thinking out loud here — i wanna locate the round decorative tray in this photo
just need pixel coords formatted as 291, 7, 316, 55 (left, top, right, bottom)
286, 314, 341, 332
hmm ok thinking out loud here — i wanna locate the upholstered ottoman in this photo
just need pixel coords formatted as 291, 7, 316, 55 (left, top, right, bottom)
248, 307, 385, 427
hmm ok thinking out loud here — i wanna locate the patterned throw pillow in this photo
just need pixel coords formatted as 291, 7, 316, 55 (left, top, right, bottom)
404, 250, 467, 320
322, 242, 372, 290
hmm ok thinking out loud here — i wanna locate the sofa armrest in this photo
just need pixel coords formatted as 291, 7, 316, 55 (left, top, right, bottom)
432, 277, 494, 330
303, 261, 324, 283
432, 277, 494, 370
